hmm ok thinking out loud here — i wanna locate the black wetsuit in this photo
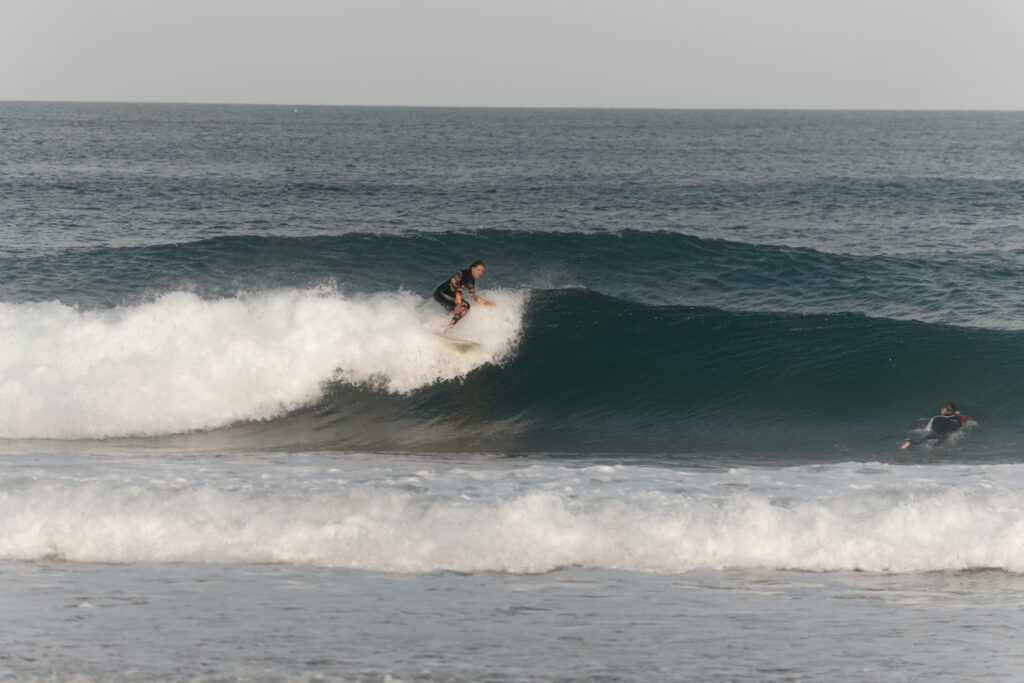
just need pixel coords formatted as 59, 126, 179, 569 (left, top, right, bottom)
904, 413, 967, 448
923, 414, 965, 442
433, 269, 477, 322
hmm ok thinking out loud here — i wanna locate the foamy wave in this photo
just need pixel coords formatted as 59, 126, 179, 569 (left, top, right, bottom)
0, 288, 525, 439
4, 462, 1024, 573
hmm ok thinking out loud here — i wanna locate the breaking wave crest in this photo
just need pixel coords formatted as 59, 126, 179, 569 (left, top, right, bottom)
0, 287, 526, 439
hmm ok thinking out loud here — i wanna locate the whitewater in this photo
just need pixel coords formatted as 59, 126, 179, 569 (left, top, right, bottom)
4, 456, 1024, 574
0, 287, 525, 439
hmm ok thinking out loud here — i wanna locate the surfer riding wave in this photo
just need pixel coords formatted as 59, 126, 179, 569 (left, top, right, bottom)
433, 260, 496, 333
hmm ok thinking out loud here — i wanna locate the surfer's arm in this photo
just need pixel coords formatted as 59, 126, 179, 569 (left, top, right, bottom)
468, 281, 495, 306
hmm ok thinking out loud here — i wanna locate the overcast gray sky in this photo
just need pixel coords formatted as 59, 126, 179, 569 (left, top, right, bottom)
2, 0, 1022, 109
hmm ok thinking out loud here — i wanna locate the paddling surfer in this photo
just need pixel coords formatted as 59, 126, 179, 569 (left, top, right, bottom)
433, 260, 496, 332
900, 401, 971, 449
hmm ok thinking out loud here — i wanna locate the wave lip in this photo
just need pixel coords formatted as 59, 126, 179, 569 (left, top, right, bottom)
0, 287, 525, 440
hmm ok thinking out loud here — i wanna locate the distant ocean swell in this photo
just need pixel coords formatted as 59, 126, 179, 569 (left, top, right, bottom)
3, 462, 1024, 574
1, 285, 1020, 452
3, 231, 1022, 330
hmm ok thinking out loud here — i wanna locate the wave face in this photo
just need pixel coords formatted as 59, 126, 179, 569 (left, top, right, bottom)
4, 458, 1023, 574
298, 289, 1022, 457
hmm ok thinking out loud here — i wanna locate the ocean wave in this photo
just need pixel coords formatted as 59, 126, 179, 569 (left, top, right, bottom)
0, 287, 526, 439
311, 287, 1020, 456
4, 461, 1024, 574
1, 285, 1021, 454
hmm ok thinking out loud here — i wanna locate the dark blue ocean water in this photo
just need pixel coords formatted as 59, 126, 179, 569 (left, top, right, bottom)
3, 103, 1024, 682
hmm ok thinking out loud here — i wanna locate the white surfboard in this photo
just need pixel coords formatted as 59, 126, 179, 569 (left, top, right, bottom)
434, 331, 479, 350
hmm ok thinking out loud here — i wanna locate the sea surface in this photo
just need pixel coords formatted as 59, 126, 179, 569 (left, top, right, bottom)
2, 102, 1024, 681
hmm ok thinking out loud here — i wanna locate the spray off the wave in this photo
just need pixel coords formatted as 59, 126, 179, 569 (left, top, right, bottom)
0, 287, 526, 439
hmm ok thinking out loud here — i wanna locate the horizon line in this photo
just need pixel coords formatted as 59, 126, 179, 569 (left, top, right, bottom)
3, 98, 1023, 114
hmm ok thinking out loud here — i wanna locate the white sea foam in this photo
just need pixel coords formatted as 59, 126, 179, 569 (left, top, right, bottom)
3, 459, 1024, 574
0, 288, 526, 439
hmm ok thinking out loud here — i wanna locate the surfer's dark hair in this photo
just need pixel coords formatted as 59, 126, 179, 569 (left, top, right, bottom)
942, 401, 957, 413
470, 260, 485, 269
